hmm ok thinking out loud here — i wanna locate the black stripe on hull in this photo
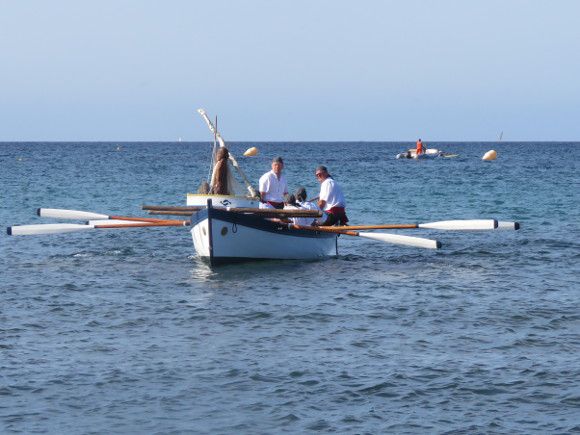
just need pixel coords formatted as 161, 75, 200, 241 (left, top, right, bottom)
191, 207, 336, 240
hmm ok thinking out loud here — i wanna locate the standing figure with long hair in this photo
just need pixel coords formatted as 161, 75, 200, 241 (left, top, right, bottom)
210, 147, 234, 195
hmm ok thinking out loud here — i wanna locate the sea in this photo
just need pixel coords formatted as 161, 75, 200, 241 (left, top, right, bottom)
1, 142, 579, 434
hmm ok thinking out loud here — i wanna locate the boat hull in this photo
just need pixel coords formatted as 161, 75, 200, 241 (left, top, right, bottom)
396, 148, 442, 159
191, 207, 338, 266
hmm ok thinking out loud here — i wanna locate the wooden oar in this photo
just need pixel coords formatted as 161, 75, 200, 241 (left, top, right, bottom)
146, 207, 322, 218
38, 208, 184, 224
86, 219, 189, 226
7, 220, 190, 236
148, 210, 196, 216
290, 224, 441, 249
323, 219, 498, 231
143, 205, 202, 212
92, 222, 189, 229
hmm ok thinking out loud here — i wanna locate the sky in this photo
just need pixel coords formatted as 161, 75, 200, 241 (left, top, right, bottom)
1, 0, 579, 141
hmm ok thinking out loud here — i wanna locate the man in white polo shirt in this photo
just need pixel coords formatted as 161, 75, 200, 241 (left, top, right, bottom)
259, 156, 288, 209
315, 165, 349, 225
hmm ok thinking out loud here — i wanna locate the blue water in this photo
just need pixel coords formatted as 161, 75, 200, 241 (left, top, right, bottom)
1, 142, 579, 433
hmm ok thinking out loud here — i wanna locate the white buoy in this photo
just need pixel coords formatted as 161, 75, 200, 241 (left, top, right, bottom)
243, 146, 259, 157
482, 150, 497, 161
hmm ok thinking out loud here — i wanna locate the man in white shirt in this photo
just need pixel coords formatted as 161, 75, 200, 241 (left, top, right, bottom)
315, 165, 349, 226
259, 157, 288, 209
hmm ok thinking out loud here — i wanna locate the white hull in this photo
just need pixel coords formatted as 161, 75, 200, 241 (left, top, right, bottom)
396, 148, 442, 159
190, 205, 337, 265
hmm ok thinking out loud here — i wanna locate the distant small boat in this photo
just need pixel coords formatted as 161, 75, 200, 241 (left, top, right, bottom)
396, 148, 455, 159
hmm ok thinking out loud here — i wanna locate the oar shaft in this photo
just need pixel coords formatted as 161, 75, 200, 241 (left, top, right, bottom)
329, 224, 418, 230
94, 221, 189, 229
147, 208, 321, 218
290, 224, 358, 235
109, 215, 186, 223
143, 205, 202, 211
148, 211, 195, 216
227, 208, 321, 216
89, 219, 189, 226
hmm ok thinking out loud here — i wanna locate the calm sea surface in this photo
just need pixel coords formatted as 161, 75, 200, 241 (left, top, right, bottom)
1, 142, 579, 434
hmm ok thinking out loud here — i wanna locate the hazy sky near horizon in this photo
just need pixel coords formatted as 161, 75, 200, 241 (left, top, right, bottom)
1, 0, 579, 141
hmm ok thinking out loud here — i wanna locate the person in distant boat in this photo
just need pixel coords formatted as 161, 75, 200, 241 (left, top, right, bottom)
259, 156, 288, 209
314, 165, 348, 226
210, 147, 233, 195
416, 138, 424, 155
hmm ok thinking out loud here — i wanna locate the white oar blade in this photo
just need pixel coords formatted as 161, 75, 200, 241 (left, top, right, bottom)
7, 223, 94, 236
419, 219, 498, 231
87, 219, 144, 226
38, 208, 109, 220
496, 221, 520, 230
358, 232, 441, 249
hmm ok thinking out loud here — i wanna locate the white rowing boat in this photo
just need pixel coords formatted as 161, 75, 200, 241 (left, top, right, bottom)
188, 110, 337, 264
191, 200, 337, 266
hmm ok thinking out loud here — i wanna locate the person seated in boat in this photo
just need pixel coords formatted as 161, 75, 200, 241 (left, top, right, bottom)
197, 181, 210, 194
209, 147, 235, 195
416, 138, 424, 155
284, 190, 320, 226
295, 187, 319, 212
314, 165, 349, 226
259, 156, 288, 209
267, 193, 299, 225
280, 193, 299, 224
294, 187, 325, 225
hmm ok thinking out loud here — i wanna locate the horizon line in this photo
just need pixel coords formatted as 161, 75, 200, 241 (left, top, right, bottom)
1, 140, 579, 144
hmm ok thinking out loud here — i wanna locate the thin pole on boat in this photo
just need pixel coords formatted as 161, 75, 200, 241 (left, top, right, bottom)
215, 115, 218, 152
207, 116, 218, 183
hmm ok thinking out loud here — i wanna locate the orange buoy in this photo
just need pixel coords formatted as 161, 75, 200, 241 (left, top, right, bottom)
243, 147, 259, 157
482, 150, 497, 161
